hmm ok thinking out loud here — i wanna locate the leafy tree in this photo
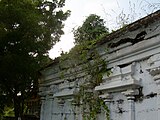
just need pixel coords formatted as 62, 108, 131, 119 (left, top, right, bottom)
73, 14, 109, 44
0, 0, 70, 119
59, 14, 110, 120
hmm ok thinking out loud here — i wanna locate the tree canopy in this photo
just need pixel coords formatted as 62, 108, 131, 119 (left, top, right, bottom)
0, 0, 70, 119
73, 14, 109, 44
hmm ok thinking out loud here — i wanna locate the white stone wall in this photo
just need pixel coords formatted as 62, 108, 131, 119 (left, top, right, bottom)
96, 58, 160, 120
39, 11, 160, 120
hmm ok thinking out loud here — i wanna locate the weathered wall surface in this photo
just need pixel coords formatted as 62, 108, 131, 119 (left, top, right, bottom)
39, 10, 160, 120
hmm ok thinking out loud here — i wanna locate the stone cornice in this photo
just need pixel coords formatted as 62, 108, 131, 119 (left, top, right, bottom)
40, 33, 160, 87
95, 63, 141, 92
106, 35, 160, 68
53, 88, 78, 98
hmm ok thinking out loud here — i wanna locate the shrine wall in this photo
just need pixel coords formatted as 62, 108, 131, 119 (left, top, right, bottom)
39, 10, 160, 120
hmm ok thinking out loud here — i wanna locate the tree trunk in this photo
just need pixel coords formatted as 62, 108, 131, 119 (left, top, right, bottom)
13, 94, 21, 120
20, 93, 24, 120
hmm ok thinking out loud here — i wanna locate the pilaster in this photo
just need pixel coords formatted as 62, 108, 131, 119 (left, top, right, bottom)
99, 93, 113, 119
40, 97, 46, 120
122, 89, 139, 120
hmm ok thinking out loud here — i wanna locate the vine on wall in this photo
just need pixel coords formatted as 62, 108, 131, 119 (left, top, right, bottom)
59, 33, 110, 120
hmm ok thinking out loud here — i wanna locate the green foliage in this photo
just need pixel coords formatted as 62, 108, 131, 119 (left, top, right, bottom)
0, 94, 6, 116
73, 48, 110, 120
59, 14, 110, 119
73, 14, 109, 44
60, 38, 110, 120
3, 106, 14, 117
0, 0, 70, 118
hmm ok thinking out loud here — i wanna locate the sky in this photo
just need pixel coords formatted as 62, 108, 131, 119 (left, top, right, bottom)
49, 0, 160, 59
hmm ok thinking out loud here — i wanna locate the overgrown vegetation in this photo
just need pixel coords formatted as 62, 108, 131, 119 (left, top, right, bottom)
59, 14, 110, 120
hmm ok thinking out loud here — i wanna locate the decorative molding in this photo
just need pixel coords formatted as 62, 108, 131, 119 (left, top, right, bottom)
39, 87, 53, 97
99, 93, 113, 102
95, 63, 141, 92
38, 91, 47, 97
121, 89, 139, 100
47, 95, 54, 100
57, 98, 65, 106
40, 97, 46, 100
50, 85, 59, 94
59, 81, 75, 89
53, 88, 78, 98
107, 36, 160, 68
147, 53, 160, 81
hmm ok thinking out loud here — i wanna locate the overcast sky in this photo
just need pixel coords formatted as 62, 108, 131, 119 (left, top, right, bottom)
49, 0, 160, 59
